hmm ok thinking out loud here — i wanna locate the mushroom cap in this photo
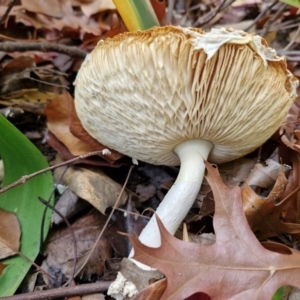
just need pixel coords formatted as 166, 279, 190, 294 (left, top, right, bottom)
74, 26, 298, 166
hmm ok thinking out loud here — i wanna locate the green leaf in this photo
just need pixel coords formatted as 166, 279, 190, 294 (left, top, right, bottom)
113, 0, 160, 31
272, 286, 284, 300
0, 115, 54, 296
279, 0, 300, 8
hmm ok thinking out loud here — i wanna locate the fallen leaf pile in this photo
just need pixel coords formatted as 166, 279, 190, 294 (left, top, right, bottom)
1, 0, 300, 299
129, 162, 300, 300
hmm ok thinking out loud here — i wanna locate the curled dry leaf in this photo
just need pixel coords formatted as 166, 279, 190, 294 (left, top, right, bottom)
128, 162, 300, 300
243, 159, 291, 189
0, 209, 20, 260
279, 151, 300, 224
45, 93, 122, 164
243, 171, 300, 239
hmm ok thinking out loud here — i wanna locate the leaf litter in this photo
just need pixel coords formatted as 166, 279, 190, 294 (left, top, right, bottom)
129, 162, 300, 300
1, 0, 300, 299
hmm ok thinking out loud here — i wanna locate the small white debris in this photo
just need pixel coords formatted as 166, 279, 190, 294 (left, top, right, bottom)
55, 184, 68, 195
107, 272, 138, 300
102, 148, 111, 156
132, 158, 138, 165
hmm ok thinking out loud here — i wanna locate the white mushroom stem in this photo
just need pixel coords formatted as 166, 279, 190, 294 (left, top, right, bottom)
130, 139, 213, 259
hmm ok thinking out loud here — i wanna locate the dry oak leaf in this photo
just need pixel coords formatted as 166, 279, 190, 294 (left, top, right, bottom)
128, 162, 300, 300
0, 209, 20, 259
242, 170, 300, 240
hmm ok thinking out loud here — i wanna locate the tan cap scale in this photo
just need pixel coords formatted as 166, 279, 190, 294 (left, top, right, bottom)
74, 26, 298, 251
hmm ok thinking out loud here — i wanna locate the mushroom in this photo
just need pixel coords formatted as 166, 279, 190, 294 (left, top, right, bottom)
74, 26, 298, 250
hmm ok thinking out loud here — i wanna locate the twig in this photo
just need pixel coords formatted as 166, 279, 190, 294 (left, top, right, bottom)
244, 0, 278, 32
278, 50, 300, 55
260, 2, 286, 37
284, 57, 300, 61
116, 207, 150, 219
12, 249, 58, 285
0, 151, 104, 195
40, 166, 70, 252
0, 281, 113, 300
193, 0, 235, 27
270, 15, 300, 32
73, 166, 134, 277
0, 42, 87, 58
167, 0, 175, 24
0, 0, 16, 25
283, 23, 300, 51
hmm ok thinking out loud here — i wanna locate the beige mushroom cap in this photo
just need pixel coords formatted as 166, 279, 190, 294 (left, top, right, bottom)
74, 26, 298, 166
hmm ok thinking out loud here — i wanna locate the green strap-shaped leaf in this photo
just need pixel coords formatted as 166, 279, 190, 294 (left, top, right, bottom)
113, 0, 160, 31
0, 115, 54, 296
272, 286, 285, 300
279, 0, 300, 8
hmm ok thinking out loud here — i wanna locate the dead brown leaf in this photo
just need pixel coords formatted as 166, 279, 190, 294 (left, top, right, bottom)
128, 163, 300, 300
0, 209, 20, 259
243, 159, 291, 189
42, 210, 113, 285
45, 93, 122, 164
243, 171, 300, 239
21, 0, 64, 18
279, 151, 300, 224
54, 164, 128, 214
132, 278, 167, 300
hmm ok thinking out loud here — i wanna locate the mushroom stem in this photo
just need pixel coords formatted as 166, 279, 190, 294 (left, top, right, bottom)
133, 139, 213, 251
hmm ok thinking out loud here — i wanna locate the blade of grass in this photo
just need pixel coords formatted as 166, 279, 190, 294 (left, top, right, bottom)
0, 115, 54, 296
113, 0, 160, 31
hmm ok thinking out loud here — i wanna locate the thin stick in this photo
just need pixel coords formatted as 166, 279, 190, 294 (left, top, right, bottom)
193, 0, 235, 27
260, 2, 286, 37
0, 0, 16, 25
39, 166, 70, 253
244, 0, 278, 32
283, 23, 300, 51
0, 281, 113, 300
116, 207, 150, 220
0, 42, 87, 58
167, 0, 175, 24
12, 249, 58, 286
0, 151, 104, 195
